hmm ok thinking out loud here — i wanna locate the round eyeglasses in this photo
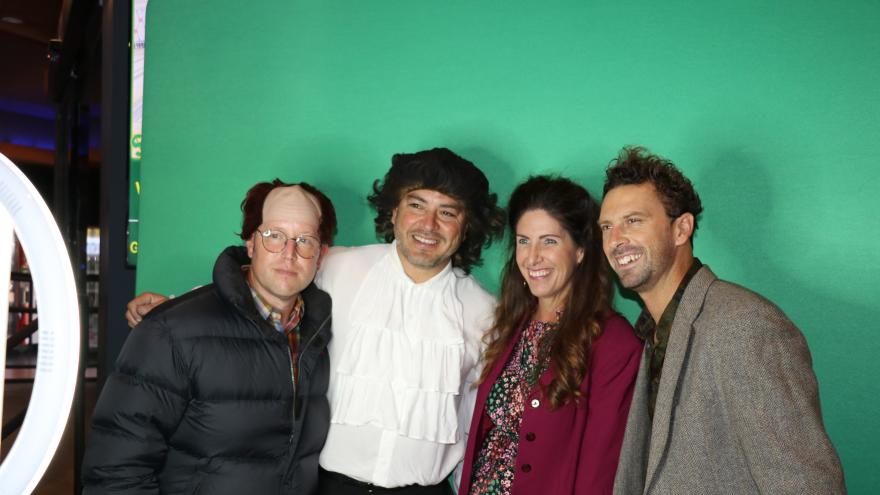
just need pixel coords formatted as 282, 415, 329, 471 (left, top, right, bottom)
257, 229, 321, 258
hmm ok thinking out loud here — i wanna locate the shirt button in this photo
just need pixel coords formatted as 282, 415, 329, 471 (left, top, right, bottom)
525, 432, 536, 441
522, 464, 532, 472
530, 398, 540, 408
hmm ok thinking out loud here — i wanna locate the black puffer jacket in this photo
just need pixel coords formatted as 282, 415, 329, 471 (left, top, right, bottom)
83, 246, 331, 495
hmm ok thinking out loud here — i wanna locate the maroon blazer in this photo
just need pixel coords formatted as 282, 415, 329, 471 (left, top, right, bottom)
458, 313, 642, 495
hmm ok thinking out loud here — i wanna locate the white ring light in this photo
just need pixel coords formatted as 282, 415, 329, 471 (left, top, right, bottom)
0, 152, 80, 494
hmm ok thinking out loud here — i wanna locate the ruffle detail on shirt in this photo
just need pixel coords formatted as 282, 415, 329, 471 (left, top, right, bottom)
329, 243, 466, 444
330, 327, 464, 443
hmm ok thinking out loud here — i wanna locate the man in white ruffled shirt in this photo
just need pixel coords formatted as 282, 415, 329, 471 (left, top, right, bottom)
315, 148, 504, 495
126, 148, 505, 495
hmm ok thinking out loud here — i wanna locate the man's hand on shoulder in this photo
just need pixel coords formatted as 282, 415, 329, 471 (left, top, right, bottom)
126, 292, 170, 328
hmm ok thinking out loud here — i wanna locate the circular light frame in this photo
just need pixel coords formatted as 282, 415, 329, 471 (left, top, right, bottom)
0, 153, 80, 494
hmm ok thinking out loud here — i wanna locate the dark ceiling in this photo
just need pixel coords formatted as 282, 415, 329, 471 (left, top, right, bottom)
0, 0, 100, 166
0, 0, 63, 102
0, 0, 104, 228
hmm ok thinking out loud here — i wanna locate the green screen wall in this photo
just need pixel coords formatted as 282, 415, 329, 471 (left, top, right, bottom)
137, 1, 879, 491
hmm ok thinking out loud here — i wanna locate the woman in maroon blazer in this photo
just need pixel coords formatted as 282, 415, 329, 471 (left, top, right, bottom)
458, 176, 643, 495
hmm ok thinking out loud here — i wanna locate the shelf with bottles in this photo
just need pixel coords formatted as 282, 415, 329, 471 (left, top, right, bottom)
6, 227, 102, 351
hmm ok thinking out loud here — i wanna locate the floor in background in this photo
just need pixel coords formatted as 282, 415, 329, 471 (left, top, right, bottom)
2, 379, 97, 494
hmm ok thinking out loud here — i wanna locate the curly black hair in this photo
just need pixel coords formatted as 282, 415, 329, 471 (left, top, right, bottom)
367, 147, 505, 273
603, 146, 703, 236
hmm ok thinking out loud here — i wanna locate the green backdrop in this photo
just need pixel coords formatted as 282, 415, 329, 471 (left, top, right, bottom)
137, 1, 879, 491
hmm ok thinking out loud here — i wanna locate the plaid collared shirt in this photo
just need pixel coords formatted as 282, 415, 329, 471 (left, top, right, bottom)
248, 283, 305, 384
249, 286, 305, 334
634, 258, 702, 419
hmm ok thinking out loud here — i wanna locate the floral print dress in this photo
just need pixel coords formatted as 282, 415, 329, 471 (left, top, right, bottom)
469, 317, 557, 494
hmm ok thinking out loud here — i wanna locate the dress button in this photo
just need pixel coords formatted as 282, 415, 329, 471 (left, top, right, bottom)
530, 398, 540, 408
525, 432, 536, 441
522, 464, 532, 472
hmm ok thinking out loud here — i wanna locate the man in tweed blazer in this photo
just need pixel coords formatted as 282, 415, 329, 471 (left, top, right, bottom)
599, 147, 846, 494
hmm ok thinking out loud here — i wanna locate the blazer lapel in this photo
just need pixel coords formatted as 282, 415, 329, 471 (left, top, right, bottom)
612, 345, 651, 495
644, 266, 717, 490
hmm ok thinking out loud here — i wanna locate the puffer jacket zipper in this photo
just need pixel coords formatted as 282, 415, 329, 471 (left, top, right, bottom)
289, 312, 330, 438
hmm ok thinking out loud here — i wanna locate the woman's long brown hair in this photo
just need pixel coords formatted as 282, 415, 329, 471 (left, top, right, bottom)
479, 175, 613, 409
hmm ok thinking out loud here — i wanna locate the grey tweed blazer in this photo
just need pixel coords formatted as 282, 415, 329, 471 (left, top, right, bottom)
612, 266, 845, 495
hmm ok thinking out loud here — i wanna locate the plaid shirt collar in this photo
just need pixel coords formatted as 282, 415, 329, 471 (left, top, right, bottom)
245, 267, 305, 334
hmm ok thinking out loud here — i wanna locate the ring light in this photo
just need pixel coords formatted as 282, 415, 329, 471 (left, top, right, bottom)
0, 152, 81, 494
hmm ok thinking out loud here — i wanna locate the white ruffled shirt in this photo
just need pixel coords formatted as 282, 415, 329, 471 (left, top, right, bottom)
315, 243, 495, 488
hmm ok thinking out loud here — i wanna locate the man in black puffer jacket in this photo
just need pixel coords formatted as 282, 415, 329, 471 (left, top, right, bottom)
83, 181, 336, 495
